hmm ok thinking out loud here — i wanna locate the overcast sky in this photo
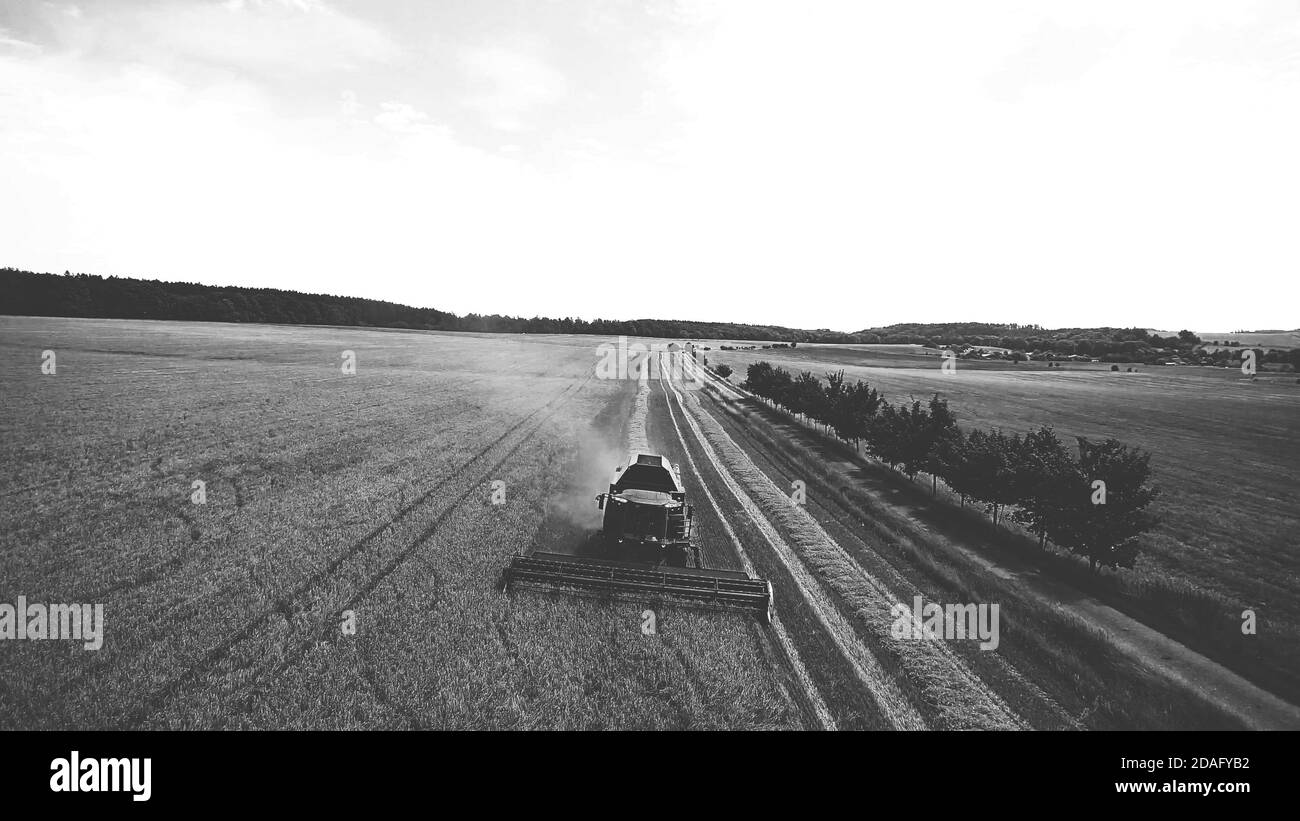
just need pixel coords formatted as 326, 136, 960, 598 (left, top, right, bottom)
2, 0, 1297, 332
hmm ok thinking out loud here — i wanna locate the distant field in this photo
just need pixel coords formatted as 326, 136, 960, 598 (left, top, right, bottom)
0, 318, 801, 729
1189, 331, 1300, 350
711, 343, 1120, 371
707, 344, 1300, 689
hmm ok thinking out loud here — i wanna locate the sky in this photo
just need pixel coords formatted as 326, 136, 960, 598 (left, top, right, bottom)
1, 0, 1297, 332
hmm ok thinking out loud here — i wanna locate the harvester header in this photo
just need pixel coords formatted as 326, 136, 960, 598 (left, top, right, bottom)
504, 451, 774, 622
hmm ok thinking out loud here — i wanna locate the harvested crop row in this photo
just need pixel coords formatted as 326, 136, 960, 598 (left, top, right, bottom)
661, 362, 927, 729
673, 361, 1024, 730
655, 372, 834, 730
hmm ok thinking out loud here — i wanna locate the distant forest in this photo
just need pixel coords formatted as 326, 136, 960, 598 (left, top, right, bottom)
2, 269, 1293, 365
1, 268, 858, 342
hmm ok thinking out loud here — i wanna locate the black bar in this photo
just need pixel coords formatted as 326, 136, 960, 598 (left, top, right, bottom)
0, 731, 1285, 809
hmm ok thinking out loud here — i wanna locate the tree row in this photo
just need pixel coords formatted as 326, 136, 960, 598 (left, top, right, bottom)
741, 362, 1160, 571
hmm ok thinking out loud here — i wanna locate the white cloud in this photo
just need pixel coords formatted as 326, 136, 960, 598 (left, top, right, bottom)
458, 44, 569, 131
223, 0, 329, 15
339, 88, 360, 118
373, 101, 434, 134
0, 28, 42, 51
75, 0, 400, 78
985, 21, 1121, 102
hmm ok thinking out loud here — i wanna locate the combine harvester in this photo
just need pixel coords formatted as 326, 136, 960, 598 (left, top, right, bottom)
505, 453, 774, 623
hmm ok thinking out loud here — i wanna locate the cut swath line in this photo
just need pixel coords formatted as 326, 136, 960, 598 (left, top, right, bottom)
703, 374, 1074, 724
683, 359, 1026, 730
656, 369, 836, 731
627, 377, 651, 454
662, 361, 926, 730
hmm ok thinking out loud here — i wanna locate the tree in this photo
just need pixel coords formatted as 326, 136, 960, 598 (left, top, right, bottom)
929, 424, 967, 499
743, 361, 775, 395
955, 429, 1021, 525
1048, 437, 1159, 571
823, 370, 848, 438
865, 401, 905, 470
715, 363, 732, 379
822, 373, 881, 449
1010, 426, 1080, 549
921, 396, 959, 495
844, 380, 882, 449
893, 400, 932, 479
788, 371, 826, 427
768, 367, 795, 407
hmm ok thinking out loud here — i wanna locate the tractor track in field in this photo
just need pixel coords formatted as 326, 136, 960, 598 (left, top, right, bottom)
41, 381, 520, 607
2, 374, 506, 508
116, 376, 591, 728
324, 375, 592, 614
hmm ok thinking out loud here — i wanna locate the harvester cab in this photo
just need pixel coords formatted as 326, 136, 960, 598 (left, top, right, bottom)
596, 453, 698, 568
503, 452, 774, 623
